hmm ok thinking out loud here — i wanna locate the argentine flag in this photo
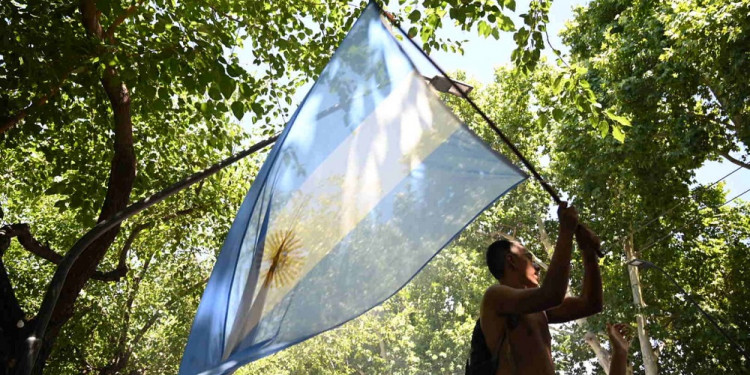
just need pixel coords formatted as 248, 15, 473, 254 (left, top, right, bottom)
180, 2, 526, 374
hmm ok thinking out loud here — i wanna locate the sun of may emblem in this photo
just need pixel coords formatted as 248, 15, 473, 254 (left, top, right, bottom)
261, 228, 304, 289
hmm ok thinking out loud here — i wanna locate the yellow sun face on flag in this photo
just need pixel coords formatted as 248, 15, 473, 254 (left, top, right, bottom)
261, 228, 304, 289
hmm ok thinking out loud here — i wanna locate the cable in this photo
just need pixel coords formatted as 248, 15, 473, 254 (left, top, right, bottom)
16, 134, 280, 375
633, 166, 742, 235
639, 186, 750, 252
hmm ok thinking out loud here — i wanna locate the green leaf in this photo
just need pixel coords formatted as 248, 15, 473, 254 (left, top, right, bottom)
498, 14, 515, 31
552, 108, 563, 122
539, 113, 549, 126
231, 101, 245, 120
218, 75, 236, 99
251, 102, 263, 115
407, 27, 418, 39
208, 85, 222, 101
478, 21, 491, 37
552, 75, 565, 95
612, 124, 625, 142
597, 121, 609, 137
408, 10, 421, 23
604, 110, 632, 126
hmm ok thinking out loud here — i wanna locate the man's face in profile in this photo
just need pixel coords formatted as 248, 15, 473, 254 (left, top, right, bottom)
510, 242, 541, 287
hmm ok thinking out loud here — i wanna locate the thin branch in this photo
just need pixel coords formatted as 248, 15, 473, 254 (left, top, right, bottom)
2, 203, 200, 284
543, 28, 571, 69
90, 223, 151, 282
91, 205, 205, 281
704, 82, 743, 134
208, 5, 243, 24
0, 223, 138, 282
103, 0, 146, 43
129, 278, 208, 350
0, 67, 76, 135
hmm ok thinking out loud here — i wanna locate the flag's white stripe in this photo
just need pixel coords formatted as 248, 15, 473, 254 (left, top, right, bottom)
225, 71, 461, 353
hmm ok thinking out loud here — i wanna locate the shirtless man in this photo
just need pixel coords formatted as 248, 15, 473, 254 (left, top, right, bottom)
479, 202, 602, 374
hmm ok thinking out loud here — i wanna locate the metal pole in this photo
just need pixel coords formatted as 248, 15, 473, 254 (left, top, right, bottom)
16, 134, 279, 375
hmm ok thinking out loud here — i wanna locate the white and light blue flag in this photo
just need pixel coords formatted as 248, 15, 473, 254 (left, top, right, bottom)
180, 2, 526, 374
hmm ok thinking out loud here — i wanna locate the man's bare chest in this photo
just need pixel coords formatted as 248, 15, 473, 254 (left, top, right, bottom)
514, 312, 552, 345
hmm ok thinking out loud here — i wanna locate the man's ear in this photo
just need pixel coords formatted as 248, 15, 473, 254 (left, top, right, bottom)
505, 253, 516, 270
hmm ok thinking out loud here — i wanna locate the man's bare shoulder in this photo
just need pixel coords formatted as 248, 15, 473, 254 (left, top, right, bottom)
483, 284, 515, 299
481, 284, 515, 308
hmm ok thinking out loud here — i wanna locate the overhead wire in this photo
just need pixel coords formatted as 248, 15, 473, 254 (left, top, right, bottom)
632, 166, 742, 236
639, 185, 750, 252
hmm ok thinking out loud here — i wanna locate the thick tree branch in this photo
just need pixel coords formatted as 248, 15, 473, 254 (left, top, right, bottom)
720, 150, 750, 170
0, 228, 26, 373
19, 1, 138, 372
1, 259, 26, 356
536, 215, 554, 255
1, 224, 63, 264
80, 0, 103, 38
584, 331, 611, 374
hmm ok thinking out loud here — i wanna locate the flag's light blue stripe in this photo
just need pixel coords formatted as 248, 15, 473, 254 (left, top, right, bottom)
182, 4, 410, 373
227, 66, 479, 344
179, 110, 294, 375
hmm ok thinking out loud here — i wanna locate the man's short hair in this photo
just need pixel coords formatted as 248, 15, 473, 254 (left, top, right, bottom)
486, 239, 513, 280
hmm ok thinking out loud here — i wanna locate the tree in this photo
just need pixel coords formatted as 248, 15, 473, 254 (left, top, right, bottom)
0, 0, 540, 373
562, 0, 750, 170
530, 61, 749, 373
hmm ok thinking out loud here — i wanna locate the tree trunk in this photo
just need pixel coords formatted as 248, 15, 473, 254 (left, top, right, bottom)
15, 1, 138, 373
583, 331, 610, 374
624, 233, 659, 375
0, 258, 28, 374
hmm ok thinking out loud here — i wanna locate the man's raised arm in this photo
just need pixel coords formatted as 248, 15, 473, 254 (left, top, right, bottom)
484, 203, 579, 315
546, 224, 603, 323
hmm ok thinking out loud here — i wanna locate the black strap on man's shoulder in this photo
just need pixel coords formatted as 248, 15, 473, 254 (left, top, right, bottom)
465, 315, 519, 375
